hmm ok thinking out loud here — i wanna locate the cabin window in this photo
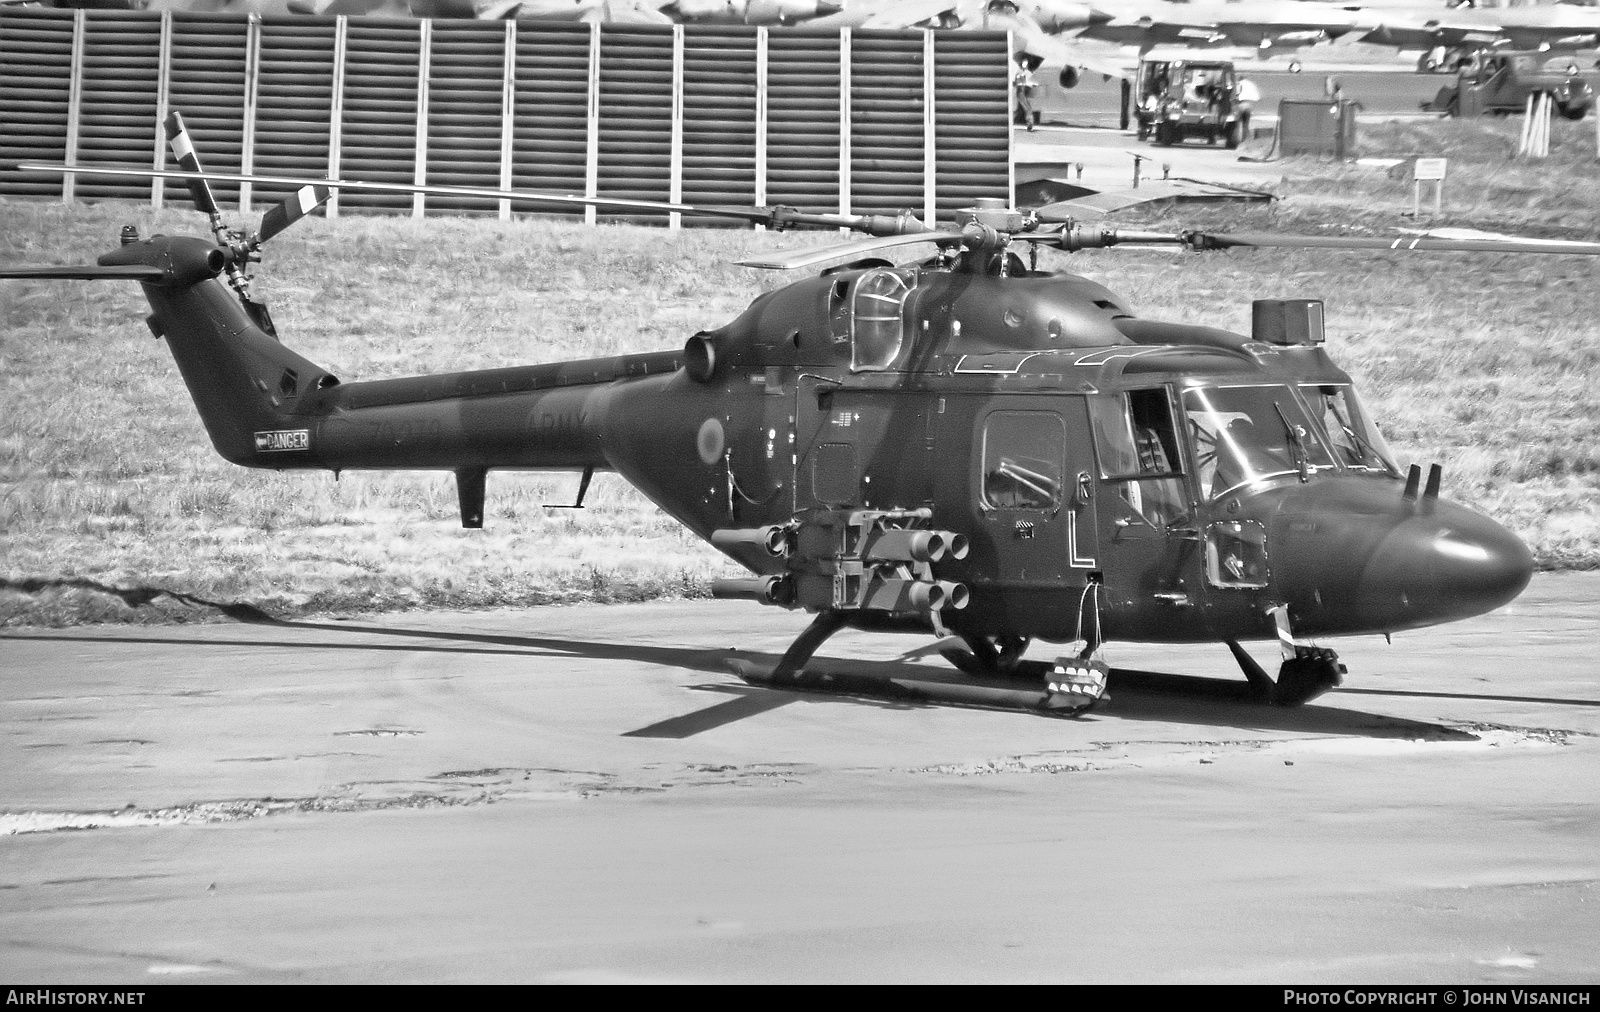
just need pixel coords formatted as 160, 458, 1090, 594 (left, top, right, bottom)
1088, 390, 1188, 527
850, 268, 914, 372
1298, 384, 1399, 476
981, 411, 1064, 511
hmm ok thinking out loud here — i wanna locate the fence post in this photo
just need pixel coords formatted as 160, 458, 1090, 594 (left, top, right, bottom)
151, 10, 172, 209
328, 15, 347, 218
4, 15, 1013, 228
62, 8, 85, 204
240, 13, 261, 213
585, 20, 599, 226
838, 26, 850, 227
923, 29, 936, 227
669, 23, 684, 230
499, 18, 515, 221
1006, 29, 1015, 208
754, 26, 767, 228
413, 18, 431, 219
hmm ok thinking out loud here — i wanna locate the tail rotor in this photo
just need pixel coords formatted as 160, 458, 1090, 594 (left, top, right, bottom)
160, 112, 337, 338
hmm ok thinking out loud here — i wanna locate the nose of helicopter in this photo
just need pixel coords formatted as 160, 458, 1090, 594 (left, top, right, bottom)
1264, 478, 1535, 636
1354, 504, 1534, 627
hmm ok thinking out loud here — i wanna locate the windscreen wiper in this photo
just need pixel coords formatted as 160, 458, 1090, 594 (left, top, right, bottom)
1273, 402, 1311, 484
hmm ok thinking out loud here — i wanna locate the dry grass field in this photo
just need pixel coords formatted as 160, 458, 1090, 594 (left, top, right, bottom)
2, 117, 1597, 625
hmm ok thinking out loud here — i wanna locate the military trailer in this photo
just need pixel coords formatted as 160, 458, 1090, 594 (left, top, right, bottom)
1426, 50, 1593, 120
1136, 57, 1249, 148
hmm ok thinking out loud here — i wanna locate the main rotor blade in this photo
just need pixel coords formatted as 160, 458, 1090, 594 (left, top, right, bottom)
736, 230, 969, 270
1046, 223, 1600, 257
14, 162, 906, 234
163, 112, 223, 224
0, 264, 167, 282
1186, 230, 1600, 256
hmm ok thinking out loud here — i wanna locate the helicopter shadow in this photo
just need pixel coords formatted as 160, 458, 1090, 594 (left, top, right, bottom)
683, 656, 1482, 742
1095, 669, 1480, 741
1, 584, 1576, 742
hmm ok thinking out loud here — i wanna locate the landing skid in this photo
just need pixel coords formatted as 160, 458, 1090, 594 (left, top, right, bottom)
746, 619, 1105, 716
943, 633, 1106, 714
731, 656, 1098, 717
732, 614, 1344, 718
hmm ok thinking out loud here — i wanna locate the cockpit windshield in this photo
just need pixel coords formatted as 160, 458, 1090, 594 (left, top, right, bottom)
1183, 385, 1333, 500
1298, 384, 1400, 476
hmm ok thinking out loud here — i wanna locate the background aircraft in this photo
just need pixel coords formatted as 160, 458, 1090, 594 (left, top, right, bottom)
1079, 0, 1364, 55
1353, 2, 1600, 49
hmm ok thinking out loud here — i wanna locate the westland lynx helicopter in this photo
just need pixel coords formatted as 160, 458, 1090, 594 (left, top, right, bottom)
6, 112, 1599, 716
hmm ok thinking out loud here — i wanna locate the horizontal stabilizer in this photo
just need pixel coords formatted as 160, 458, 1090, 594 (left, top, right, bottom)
0, 264, 167, 281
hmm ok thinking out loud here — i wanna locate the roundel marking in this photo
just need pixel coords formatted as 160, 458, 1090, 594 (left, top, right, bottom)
696, 417, 725, 465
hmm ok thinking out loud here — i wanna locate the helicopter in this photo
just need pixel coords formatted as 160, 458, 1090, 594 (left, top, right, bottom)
5, 111, 1599, 717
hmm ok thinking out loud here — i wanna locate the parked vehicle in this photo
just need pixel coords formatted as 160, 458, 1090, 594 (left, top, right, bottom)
1135, 57, 1250, 148
1425, 50, 1593, 119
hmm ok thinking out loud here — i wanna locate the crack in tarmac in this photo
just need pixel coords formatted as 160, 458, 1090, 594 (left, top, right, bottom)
0, 762, 817, 835
1, 728, 1584, 835
909, 725, 1587, 776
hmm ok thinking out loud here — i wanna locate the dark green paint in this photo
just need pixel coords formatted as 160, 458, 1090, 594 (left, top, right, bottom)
83, 233, 1536, 656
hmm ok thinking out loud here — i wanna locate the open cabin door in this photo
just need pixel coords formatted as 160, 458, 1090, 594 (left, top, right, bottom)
1087, 387, 1203, 617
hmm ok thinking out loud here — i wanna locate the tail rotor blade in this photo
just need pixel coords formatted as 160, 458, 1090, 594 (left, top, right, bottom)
258, 184, 333, 243
163, 111, 223, 226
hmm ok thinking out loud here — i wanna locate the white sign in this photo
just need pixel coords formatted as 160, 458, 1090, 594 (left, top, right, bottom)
1413, 158, 1448, 181
254, 429, 310, 452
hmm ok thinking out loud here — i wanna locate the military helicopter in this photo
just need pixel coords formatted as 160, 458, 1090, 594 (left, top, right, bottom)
6, 112, 1599, 716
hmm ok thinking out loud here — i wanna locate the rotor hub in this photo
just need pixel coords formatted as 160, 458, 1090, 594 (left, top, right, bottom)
954, 198, 1028, 235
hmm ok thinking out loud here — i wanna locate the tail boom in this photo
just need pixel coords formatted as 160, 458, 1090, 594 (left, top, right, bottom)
124, 235, 682, 473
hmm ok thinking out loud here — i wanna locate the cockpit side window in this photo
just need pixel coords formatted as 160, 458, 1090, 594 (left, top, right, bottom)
1129, 388, 1182, 475
850, 268, 914, 372
1088, 390, 1181, 480
1088, 390, 1189, 527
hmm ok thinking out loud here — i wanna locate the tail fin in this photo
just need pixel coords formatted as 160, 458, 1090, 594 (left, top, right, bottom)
101, 234, 338, 466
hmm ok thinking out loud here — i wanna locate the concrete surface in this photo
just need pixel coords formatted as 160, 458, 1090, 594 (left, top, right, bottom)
2, 573, 1597, 983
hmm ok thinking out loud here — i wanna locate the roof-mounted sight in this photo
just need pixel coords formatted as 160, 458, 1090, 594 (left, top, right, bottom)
1252, 299, 1325, 346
